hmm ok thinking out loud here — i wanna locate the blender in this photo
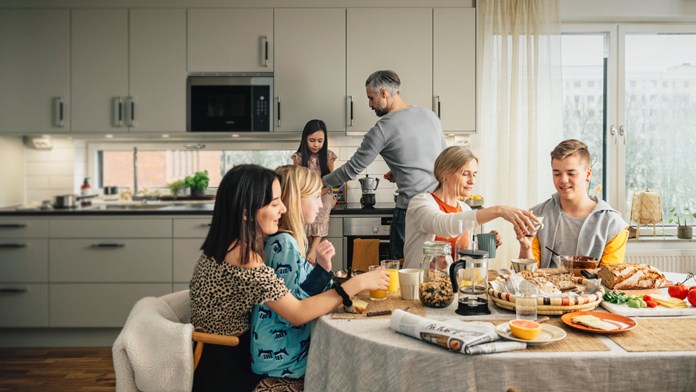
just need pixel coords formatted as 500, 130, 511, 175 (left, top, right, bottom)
449, 249, 491, 315
358, 174, 379, 208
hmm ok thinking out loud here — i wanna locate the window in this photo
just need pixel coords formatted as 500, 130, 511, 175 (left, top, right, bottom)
93, 144, 296, 191
562, 25, 696, 224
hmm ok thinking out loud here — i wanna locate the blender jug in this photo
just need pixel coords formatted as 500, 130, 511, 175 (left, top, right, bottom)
449, 249, 491, 315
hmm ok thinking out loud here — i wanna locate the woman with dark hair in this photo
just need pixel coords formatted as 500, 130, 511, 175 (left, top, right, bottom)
190, 164, 389, 391
292, 119, 338, 263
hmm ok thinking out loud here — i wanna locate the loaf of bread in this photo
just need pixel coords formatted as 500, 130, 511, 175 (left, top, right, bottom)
597, 263, 667, 290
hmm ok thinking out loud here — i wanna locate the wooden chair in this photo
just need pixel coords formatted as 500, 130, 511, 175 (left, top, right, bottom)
192, 329, 240, 370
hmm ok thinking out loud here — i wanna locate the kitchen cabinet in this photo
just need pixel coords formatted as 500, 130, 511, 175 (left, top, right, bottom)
273, 8, 346, 133
0, 218, 50, 327
326, 217, 344, 272
434, 8, 476, 133
173, 217, 210, 284
72, 8, 186, 134
188, 9, 273, 73
0, 9, 70, 134
128, 9, 187, 133
346, 8, 432, 133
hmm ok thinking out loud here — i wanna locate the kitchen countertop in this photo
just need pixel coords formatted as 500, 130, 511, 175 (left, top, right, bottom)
0, 202, 396, 216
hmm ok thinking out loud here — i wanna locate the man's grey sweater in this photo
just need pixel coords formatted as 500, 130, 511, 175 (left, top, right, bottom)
323, 106, 446, 209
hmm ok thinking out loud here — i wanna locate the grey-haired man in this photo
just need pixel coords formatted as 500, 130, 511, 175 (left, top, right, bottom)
322, 70, 446, 260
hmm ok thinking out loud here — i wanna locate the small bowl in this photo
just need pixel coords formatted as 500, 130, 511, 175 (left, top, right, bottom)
560, 255, 599, 276
510, 258, 538, 273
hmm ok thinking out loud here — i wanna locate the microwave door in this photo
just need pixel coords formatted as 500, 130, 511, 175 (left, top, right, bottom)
190, 85, 252, 131
251, 85, 271, 132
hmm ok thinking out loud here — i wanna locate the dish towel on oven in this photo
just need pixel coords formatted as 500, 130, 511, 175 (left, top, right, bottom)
351, 238, 380, 271
390, 310, 527, 354
112, 290, 194, 392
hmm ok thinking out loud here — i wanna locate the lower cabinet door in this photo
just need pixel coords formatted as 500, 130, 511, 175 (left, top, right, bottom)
50, 283, 172, 327
173, 238, 204, 283
0, 284, 49, 327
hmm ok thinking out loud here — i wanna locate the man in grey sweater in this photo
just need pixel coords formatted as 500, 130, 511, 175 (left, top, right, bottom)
322, 70, 446, 260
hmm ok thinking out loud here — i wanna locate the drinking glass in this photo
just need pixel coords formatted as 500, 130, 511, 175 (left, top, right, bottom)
381, 259, 400, 293
515, 293, 538, 321
369, 265, 388, 301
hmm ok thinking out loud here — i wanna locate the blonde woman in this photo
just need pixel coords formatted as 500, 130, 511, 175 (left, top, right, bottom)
403, 146, 540, 269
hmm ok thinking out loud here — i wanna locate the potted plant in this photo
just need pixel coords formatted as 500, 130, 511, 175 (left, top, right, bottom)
185, 170, 209, 198
668, 207, 696, 240
167, 179, 187, 199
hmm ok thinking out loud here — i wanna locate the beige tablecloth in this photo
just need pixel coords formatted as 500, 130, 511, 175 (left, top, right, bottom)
305, 294, 696, 392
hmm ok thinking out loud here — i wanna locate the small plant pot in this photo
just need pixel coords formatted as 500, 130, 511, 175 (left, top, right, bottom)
191, 188, 207, 198
677, 225, 693, 240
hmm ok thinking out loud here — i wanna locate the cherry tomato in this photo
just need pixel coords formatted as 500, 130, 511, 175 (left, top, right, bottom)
689, 286, 696, 293
668, 284, 688, 300
688, 290, 696, 307
645, 300, 658, 308
643, 295, 653, 302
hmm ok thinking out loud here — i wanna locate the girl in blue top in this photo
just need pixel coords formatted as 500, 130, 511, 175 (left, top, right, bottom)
250, 165, 340, 381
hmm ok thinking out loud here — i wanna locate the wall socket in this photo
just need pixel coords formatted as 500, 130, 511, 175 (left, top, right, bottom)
453, 135, 470, 146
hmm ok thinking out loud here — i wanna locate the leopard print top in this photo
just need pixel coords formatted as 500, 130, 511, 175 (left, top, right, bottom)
190, 253, 289, 336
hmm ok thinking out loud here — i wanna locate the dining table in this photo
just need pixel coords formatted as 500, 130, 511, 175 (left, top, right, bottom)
304, 272, 696, 392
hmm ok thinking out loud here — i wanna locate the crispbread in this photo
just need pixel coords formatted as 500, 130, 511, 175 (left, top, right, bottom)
572, 315, 619, 331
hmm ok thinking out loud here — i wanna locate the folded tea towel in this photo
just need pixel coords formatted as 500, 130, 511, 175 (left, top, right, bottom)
113, 290, 194, 392
351, 238, 380, 271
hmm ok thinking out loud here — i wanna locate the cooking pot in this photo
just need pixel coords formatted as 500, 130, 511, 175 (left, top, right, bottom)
104, 186, 119, 195
52, 194, 98, 209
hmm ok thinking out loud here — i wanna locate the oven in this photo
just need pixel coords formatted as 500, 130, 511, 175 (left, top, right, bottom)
343, 216, 392, 270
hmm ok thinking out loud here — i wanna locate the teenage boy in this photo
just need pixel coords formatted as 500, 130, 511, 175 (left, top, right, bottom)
518, 139, 629, 268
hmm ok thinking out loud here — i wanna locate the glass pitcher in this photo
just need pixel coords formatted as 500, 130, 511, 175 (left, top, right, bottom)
419, 241, 455, 308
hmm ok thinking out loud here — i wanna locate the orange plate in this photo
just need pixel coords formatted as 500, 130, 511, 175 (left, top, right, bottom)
561, 311, 637, 334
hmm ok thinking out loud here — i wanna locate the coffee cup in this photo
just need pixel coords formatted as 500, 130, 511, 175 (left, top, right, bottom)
525, 217, 544, 237
398, 268, 420, 300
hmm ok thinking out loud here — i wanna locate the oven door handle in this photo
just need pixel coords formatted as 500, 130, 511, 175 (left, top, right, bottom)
378, 239, 390, 244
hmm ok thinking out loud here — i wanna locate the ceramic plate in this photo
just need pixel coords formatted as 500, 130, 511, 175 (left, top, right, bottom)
495, 323, 567, 345
561, 311, 637, 334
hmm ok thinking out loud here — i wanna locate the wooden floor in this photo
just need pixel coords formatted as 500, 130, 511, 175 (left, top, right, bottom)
0, 347, 115, 391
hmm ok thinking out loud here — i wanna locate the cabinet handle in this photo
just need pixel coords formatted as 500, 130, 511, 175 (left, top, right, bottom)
276, 96, 281, 127
0, 223, 27, 228
90, 243, 126, 248
610, 124, 617, 144
0, 243, 27, 248
53, 97, 65, 128
0, 287, 28, 293
126, 96, 135, 127
619, 125, 626, 145
261, 36, 269, 67
434, 96, 441, 118
347, 96, 354, 127
198, 223, 212, 228
113, 97, 123, 127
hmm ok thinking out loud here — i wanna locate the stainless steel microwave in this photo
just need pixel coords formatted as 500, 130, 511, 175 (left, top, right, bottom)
187, 73, 273, 132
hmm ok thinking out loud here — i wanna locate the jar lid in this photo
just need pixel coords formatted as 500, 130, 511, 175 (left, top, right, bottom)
457, 249, 489, 259
423, 240, 451, 254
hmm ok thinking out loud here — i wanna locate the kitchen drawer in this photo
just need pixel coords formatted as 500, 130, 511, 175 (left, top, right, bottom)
0, 239, 48, 282
50, 239, 172, 282
173, 217, 211, 238
50, 283, 172, 327
0, 284, 49, 327
327, 217, 342, 237
0, 219, 48, 238
49, 218, 171, 238
173, 238, 204, 282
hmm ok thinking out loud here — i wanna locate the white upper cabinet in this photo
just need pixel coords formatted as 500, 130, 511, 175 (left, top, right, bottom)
434, 8, 476, 133
346, 8, 433, 133
274, 8, 346, 133
188, 9, 273, 72
0, 10, 70, 134
129, 9, 187, 133
71, 9, 129, 133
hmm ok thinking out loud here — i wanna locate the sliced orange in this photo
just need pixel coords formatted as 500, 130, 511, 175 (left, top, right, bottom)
509, 319, 542, 340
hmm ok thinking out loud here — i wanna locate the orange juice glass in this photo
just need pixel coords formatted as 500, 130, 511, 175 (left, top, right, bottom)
369, 265, 388, 301
381, 260, 400, 293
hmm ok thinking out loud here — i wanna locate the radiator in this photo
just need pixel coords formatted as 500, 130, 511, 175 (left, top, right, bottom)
625, 250, 696, 274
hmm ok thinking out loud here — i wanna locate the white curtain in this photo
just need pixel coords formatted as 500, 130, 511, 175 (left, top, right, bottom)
475, 0, 563, 267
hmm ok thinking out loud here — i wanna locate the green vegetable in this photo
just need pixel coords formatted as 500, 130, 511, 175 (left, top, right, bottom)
603, 291, 630, 304
185, 170, 209, 191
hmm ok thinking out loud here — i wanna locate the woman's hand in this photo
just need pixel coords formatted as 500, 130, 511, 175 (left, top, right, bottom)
493, 206, 540, 238
490, 229, 502, 247
314, 240, 334, 271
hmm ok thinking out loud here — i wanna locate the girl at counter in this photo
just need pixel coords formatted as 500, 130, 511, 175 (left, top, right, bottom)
403, 146, 540, 269
189, 164, 389, 391
251, 165, 334, 386
292, 119, 338, 264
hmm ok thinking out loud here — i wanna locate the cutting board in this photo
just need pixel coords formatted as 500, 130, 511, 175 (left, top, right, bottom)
600, 272, 696, 316
331, 293, 425, 319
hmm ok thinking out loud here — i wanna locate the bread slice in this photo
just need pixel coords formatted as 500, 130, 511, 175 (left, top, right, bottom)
344, 298, 369, 314
597, 263, 667, 290
572, 315, 619, 331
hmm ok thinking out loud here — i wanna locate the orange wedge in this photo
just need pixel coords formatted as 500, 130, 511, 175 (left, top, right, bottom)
509, 319, 542, 340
